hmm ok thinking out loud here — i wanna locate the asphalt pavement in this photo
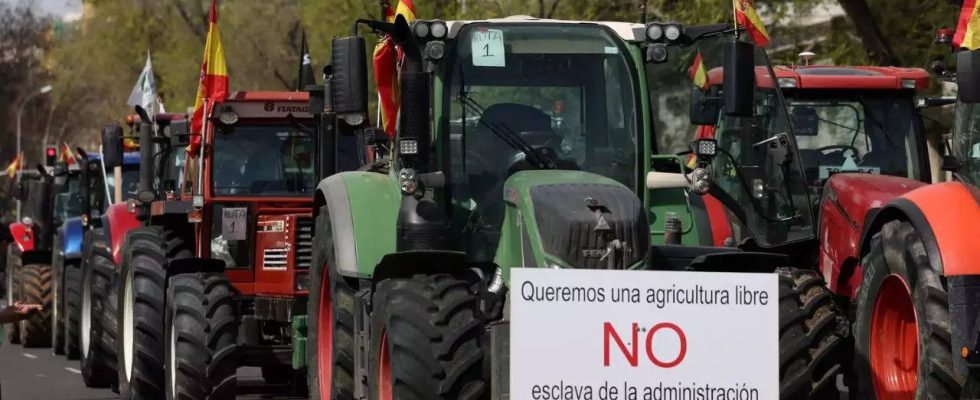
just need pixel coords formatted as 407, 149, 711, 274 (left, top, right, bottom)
0, 333, 307, 400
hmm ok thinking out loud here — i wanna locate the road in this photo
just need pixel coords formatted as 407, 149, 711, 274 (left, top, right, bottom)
0, 336, 307, 400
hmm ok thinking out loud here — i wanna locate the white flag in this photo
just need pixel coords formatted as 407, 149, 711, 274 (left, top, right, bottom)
127, 52, 157, 117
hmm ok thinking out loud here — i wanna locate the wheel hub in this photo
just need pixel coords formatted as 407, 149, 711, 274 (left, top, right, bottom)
870, 274, 918, 400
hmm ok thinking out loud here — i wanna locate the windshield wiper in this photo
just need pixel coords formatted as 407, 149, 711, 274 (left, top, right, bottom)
455, 65, 554, 170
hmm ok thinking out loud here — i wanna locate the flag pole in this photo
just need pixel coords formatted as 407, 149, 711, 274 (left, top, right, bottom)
733, 0, 739, 38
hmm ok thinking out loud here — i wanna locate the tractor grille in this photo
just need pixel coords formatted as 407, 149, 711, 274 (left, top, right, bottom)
262, 248, 289, 269
530, 183, 649, 269
294, 217, 313, 269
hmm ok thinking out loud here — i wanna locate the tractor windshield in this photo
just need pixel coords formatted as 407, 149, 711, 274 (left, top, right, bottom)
953, 101, 980, 186
210, 125, 315, 196
105, 165, 140, 201
443, 23, 640, 196
786, 91, 926, 189
54, 175, 83, 222
648, 34, 814, 247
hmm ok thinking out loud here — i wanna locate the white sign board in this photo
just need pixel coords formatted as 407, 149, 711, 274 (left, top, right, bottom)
511, 268, 778, 400
818, 165, 880, 180
221, 207, 247, 241
471, 29, 506, 67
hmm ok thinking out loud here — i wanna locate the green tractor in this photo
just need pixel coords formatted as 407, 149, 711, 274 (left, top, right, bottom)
305, 16, 847, 399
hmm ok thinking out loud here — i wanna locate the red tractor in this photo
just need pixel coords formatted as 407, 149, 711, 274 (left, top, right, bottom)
774, 62, 934, 199
111, 91, 357, 400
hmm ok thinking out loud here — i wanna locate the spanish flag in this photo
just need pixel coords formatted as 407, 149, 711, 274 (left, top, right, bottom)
189, 0, 229, 157
373, 0, 416, 137
5, 153, 22, 178
59, 143, 76, 166
687, 50, 710, 90
735, 0, 770, 47
955, 0, 980, 50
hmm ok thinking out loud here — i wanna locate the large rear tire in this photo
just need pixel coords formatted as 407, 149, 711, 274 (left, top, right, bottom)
81, 229, 117, 388
777, 267, 848, 400
369, 273, 488, 400
306, 206, 356, 400
852, 220, 962, 400
164, 272, 238, 400
64, 246, 83, 359
20, 263, 53, 347
51, 237, 68, 355
6, 247, 21, 345
117, 227, 190, 400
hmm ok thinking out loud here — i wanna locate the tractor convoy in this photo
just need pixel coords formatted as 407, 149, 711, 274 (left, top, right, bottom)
6, 5, 980, 400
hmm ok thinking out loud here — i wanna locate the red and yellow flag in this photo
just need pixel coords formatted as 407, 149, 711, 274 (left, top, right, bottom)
5, 153, 22, 178
189, 0, 230, 157
373, 0, 416, 137
735, 0, 770, 47
687, 50, 710, 90
955, 0, 980, 50
59, 143, 76, 166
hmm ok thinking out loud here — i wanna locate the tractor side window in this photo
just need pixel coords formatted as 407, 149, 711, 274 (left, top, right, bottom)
954, 101, 980, 186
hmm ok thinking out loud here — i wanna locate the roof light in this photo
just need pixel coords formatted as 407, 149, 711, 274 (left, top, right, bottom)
430, 20, 447, 39
413, 21, 430, 39
902, 79, 917, 89
778, 78, 798, 88
664, 24, 682, 41
218, 110, 239, 125
645, 23, 663, 42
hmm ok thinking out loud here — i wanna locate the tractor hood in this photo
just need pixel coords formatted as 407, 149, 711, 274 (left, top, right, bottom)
499, 170, 649, 271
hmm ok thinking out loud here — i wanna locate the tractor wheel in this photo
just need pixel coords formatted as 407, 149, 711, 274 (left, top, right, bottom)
64, 236, 85, 359
776, 267, 848, 400
369, 273, 488, 400
104, 269, 120, 394
117, 227, 190, 400
6, 248, 22, 345
20, 263, 53, 347
51, 240, 68, 355
81, 232, 117, 388
852, 220, 962, 399
306, 206, 356, 400
164, 272, 238, 400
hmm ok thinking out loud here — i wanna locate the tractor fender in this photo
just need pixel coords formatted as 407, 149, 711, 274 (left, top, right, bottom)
314, 171, 399, 279
61, 217, 84, 260
9, 222, 35, 253
818, 174, 926, 298
859, 182, 980, 277
103, 202, 141, 265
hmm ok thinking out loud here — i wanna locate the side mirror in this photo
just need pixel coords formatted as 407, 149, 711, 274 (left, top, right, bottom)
101, 125, 124, 168
957, 49, 980, 103
169, 120, 191, 147
330, 36, 368, 126
690, 88, 721, 126
723, 40, 756, 117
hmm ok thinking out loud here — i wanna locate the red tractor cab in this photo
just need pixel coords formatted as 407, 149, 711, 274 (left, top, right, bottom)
774, 63, 933, 196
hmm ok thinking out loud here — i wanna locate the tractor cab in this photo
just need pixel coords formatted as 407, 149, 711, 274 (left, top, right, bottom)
646, 28, 816, 251
774, 61, 932, 196
952, 50, 980, 187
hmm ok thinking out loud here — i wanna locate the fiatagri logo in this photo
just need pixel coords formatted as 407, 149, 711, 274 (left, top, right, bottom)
263, 102, 310, 114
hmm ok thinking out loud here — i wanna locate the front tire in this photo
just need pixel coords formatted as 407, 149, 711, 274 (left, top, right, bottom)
369, 273, 488, 400
852, 220, 961, 400
20, 263, 53, 347
777, 267, 848, 400
164, 272, 238, 400
65, 233, 86, 359
306, 206, 356, 400
117, 227, 190, 400
6, 247, 22, 345
52, 242, 68, 355
81, 229, 117, 388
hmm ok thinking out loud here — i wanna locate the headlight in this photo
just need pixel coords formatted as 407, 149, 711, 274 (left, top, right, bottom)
777, 78, 797, 88
20, 216, 33, 226
398, 168, 417, 195
295, 271, 311, 292
902, 79, 917, 89
413, 21, 430, 39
